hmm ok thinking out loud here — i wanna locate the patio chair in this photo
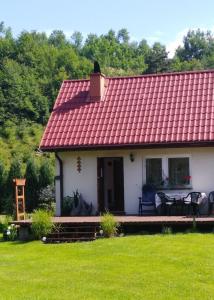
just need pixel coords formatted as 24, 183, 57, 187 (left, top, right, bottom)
208, 191, 214, 215
156, 192, 176, 216
139, 184, 156, 216
182, 192, 202, 216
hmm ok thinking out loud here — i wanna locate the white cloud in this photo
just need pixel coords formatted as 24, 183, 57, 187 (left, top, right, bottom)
166, 28, 189, 58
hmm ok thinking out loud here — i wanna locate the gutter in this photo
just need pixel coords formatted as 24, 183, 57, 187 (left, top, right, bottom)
55, 153, 63, 214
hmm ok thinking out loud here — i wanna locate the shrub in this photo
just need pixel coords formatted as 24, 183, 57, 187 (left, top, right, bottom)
62, 191, 95, 216
62, 191, 81, 216
62, 196, 74, 216
16, 127, 24, 140
29, 127, 36, 136
31, 209, 54, 240
3, 223, 18, 241
186, 217, 198, 233
162, 226, 173, 234
0, 215, 12, 233
0, 215, 18, 241
38, 185, 55, 213
100, 212, 119, 237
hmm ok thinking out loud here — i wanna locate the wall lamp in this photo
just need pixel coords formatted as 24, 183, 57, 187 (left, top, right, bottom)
129, 153, 134, 162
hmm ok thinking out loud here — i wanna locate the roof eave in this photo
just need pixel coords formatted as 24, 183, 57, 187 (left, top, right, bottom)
40, 141, 214, 152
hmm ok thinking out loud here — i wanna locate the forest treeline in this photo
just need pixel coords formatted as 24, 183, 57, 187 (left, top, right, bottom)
1, 23, 214, 126
1, 22, 214, 213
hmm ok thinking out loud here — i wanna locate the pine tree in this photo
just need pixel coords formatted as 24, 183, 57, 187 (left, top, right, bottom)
25, 158, 39, 211
5, 158, 22, 214
39, 160, 54, 190
0, 160, 5, 212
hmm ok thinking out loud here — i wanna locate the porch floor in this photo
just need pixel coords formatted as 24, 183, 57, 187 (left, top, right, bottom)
14, 215, 214, 226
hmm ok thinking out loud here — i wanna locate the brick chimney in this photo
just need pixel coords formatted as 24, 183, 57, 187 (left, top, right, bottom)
89, 72, 106, 102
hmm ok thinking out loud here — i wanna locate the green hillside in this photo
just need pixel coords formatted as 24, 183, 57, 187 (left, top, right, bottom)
0, 121, 45, 170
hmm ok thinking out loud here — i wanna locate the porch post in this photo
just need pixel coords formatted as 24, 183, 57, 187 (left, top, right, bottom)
55, 153, 63, 216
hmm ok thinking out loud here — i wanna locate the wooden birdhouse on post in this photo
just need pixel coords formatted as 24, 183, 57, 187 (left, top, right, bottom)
13, 178, 26, 221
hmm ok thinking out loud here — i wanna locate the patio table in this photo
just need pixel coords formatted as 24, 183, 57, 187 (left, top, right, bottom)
155, 192, 208, 215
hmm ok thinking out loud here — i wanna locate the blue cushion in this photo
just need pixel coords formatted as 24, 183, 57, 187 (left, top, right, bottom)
142, 191, 156, 203
140, 201, 156, 215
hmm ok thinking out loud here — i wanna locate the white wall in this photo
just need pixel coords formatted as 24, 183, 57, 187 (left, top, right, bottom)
55, 147, 214, 215
55, 152, 97, 216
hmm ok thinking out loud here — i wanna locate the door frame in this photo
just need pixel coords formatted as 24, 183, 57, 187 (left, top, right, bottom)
97, 157, 125, 214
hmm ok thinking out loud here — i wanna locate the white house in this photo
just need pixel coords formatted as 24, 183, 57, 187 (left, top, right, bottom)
40, 67, 214, 216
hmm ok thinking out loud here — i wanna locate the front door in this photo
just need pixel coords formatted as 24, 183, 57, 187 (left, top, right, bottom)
97, 157, 124, 214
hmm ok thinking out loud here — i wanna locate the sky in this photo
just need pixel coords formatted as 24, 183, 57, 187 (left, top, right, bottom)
1, 0, 214, 57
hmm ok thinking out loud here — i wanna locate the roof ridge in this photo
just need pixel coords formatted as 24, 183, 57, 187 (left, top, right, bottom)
63, 69, 214, 83
107, 69, 214, 79
63, 78, 90, 82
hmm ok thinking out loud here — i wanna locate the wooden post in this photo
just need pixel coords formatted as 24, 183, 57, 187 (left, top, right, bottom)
13, 178, 26, 221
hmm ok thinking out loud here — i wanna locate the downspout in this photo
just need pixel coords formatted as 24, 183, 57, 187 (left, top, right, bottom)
55, 153, 63, 215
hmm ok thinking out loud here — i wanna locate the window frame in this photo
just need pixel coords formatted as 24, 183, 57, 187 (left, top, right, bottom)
143, 154, 192, 190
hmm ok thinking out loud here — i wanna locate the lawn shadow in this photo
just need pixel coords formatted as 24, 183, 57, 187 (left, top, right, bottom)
0, 240, 32, 245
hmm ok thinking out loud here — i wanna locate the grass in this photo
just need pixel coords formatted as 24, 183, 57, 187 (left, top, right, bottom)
0, 234, 214, 299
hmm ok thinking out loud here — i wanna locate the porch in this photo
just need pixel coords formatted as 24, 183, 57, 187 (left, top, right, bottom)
55, 147, 214, 216
15, 215, 214, 226
14, 215, 214, 242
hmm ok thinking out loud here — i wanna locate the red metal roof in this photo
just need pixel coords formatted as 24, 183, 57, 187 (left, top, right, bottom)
40, 70, 214, 150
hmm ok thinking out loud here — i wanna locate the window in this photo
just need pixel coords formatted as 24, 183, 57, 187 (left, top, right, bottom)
145, 156, 191, 189
146, 158, 162, 187
168, 158, 190, 186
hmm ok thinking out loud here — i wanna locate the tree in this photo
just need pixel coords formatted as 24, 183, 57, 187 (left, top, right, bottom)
0, 22, 15, 62
4, 158, 22, 214
25, 158, 39, 211
48, 30, 67, 48
170, 57, 203, 72
138, 39, 150, 57
71, 31, 83, 50
0, 160, 5, 212
203, 52, 214, 69
0, 21, 12, 39
145, 42, 169, 73
117, 28, 130, 44
176, 29, 214, 61
6, 158, 22, 189
105, 29, 116, 42
39, 160, 54, 190
0, 58, 49, 124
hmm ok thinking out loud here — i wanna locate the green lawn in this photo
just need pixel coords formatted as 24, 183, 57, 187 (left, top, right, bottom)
0, 234, 214, 300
